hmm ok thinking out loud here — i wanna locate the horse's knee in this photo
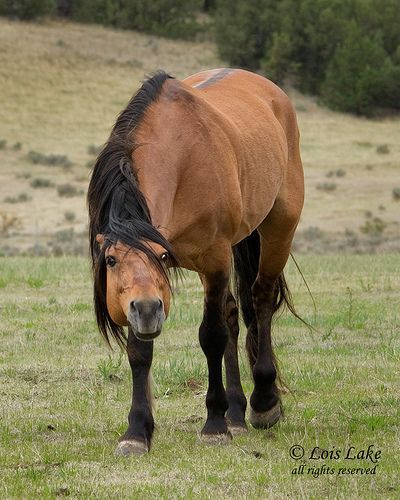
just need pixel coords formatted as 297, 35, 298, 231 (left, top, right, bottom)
199, 318, 229, 356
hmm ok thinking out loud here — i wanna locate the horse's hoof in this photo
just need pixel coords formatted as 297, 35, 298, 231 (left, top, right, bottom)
115, 439, 148, 457
250, 402, 281, 429
200, 431, 232, 445
228, 424, 248, 436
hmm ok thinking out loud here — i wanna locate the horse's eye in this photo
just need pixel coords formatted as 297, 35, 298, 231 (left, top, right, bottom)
105, 255, 117, 268
161, 252, 169, 264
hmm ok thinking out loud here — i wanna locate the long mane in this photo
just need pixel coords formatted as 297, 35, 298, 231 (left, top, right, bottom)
87, 71, 178, 347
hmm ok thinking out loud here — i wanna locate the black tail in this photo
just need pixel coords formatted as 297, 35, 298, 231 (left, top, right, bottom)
232, 230, 302, 366
232, 230, 260, 329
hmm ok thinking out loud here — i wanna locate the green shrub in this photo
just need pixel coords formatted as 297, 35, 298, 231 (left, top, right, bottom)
321, 24, 399, 115
70, 0, 203, 39
0, 0, 54, 19
57, 183, 83, 197
215, 0, 278, 70
70, 0, 117, 25
376, 144, 390, 155
64, 210, 76, 222
360, 217, 386, 235
118, 0, 203, 39
30, 178, 54, 188
87, 144, 102, 156
4, 193, 31, 203
392, 188, 400, 201
27, 150, 72, 168
316, 182, 337, 192
215, 0, 400, 115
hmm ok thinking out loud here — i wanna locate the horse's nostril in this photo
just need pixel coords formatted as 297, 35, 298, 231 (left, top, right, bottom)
131, 299, 163, 317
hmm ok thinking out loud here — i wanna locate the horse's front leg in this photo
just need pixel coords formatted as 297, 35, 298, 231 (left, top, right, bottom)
199, 271, 231, 443
115, 327, 154, 457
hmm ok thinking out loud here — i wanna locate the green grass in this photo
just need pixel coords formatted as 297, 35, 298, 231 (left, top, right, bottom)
0, 255, 399, 498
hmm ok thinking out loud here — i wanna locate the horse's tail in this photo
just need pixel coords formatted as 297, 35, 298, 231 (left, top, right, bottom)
232, 230, 299, 367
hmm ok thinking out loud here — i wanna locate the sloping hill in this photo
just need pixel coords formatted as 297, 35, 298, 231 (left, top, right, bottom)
0, 18, 399, 255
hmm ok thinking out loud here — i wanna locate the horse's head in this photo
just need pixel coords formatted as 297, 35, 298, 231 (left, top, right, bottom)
96, 235, 171, 342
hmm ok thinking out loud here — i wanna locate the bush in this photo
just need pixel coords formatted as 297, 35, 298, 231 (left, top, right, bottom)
215, 0, 278, 70
360, 217, 386, 235
64, 210, 76, 222
0, 0, 54, 19
392, 188, 400, 201
316, 182, 336, 192
87, 144, 102, 156
57, 183, 83, 197
30, 178, 54, 188
321, 25, 399, 115
70, 0, 203, 39
215, 0, 400, 115
27, 150, 72, 168
376, 144, 390, 155
4, 193, 31, 203
70, 0, 117, 25
118, 0, 203, 39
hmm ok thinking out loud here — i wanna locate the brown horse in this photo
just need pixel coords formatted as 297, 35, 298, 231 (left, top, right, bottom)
88, 68, 304, 456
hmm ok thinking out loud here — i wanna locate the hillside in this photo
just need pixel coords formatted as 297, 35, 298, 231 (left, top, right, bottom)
0, 18, 399, 255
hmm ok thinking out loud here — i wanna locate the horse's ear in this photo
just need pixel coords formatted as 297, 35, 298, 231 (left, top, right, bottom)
96, 234, 105, 248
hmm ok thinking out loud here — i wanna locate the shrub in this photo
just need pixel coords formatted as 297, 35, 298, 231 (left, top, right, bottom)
215, 0, 278, 70
326, 169, 346, 178
16, 172, 31, 179
70, 0, 117, 25
316, 182, 337, 192
87, 144, 102, 156
27, 150, 72, 168
118, 0, 203, 39
321, 24, 396, 115
57, 183, 83, 197
0, 0, 54, 19
64, 210, 76, 222
4, 193, 31, 203
0, 211, 21, 235
360, 217, 386, 235
30, 178, 54, 188
70, 0, 203, 39
0, 139, 7, 150
376, 144, 390, 155
392, 188, 400, 201
12, 142, 22, 151
215, 0, 400, 115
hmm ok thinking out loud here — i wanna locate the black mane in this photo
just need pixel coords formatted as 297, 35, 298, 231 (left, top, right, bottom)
87, 71, 178, 347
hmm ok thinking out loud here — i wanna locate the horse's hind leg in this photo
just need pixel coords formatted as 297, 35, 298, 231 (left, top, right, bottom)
249, 207, 299, 429
224, 291, 247, 434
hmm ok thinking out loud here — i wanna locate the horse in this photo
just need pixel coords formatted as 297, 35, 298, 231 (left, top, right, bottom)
87, 68, 304, 457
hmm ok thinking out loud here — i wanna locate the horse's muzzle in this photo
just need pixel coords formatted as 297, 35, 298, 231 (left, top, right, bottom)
128, 298, 165, 340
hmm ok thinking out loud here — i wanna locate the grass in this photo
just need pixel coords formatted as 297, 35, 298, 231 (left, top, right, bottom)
0, 255, 399, 498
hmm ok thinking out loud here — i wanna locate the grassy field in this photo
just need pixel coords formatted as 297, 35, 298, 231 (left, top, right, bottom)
0, 255, 399, 498
0, 18, 399, 255
0, 17, 399, 499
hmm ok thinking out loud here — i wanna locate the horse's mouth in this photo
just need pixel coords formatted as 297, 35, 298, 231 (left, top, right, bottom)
134, 330, 161, 342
